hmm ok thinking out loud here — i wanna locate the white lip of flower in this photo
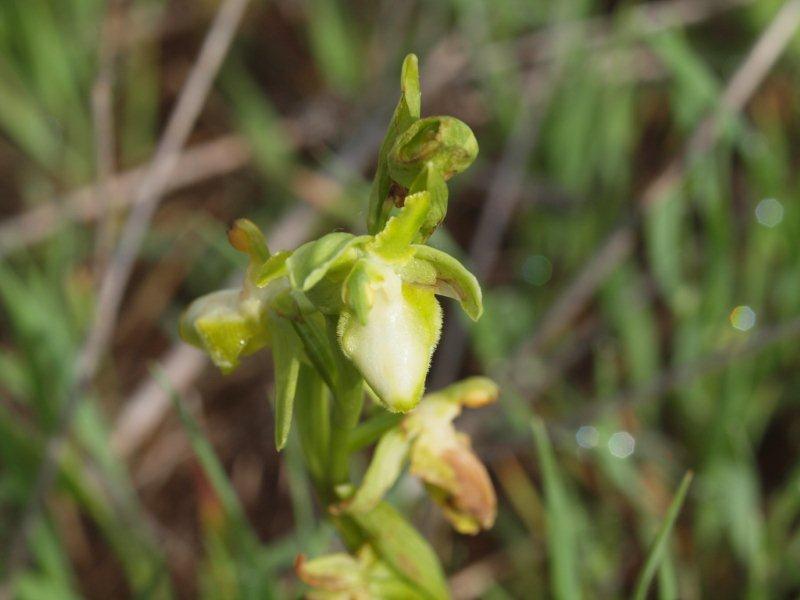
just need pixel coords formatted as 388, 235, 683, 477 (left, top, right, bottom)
338, 259, 441, 413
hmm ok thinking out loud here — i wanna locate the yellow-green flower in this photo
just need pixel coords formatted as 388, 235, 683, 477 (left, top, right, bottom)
343, 377, 499, 534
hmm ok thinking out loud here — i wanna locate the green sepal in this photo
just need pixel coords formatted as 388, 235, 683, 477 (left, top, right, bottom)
387, 116, 478, 188
409, 164, 449, 242
255, 250, 291, 287
228, 218, 270, 264
345, 502, 449, 600
367, 54, 421, 235
180, 289, 269, 373
287, 232, 366, 292
343, 428, 410, 514
268, 311, 302, 450
411, 244, 482, 320
370, 191, 430, 262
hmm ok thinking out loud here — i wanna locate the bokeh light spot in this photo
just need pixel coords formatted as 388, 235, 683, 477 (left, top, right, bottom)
576, 425, 599, 449
755, 198, 784, 228
521, 255, 552, 286
730, 305, 756, 332
608, 431, 635, 458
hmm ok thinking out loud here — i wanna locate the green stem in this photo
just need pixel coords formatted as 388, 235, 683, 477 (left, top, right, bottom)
328, 367, 363, 489
348, 412, 403, 453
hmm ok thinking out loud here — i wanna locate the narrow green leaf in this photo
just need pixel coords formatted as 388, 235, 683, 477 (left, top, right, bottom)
412, 245, 482, 320
293, 363, 330, 488
633, 471, 694, 600
531, 418, 580, 600
269, 314, 301, 450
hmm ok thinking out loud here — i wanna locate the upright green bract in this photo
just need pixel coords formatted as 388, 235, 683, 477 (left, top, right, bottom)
181, 54, 496, 599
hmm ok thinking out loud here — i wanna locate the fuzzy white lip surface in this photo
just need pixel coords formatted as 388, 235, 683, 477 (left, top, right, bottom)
340, 266, 433, 411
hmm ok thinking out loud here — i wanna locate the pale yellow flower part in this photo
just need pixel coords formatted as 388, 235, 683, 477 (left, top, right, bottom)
404, 377, 499, 534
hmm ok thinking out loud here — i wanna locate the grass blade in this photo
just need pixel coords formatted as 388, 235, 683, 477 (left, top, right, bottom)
633, 471, 694, 600
530, 417, 580, 600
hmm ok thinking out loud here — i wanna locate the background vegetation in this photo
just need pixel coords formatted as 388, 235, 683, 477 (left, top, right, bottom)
1, 0, 800, 597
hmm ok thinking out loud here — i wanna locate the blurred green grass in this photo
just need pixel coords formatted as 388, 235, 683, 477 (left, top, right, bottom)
2, 0, 800, 598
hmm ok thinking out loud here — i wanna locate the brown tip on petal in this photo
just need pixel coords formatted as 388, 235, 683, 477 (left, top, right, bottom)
227, 221, 250, 253
443, 446, 497, 530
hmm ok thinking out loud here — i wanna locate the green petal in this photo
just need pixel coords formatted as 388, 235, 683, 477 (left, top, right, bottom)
387, 116, 478, 188
367, 54, 421, 235
411, 244, 483, 321
369, 191, 430, 262
286, 232, 366, 291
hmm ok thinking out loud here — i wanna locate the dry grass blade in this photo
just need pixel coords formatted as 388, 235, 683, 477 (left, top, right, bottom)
0, 0, 251, 587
